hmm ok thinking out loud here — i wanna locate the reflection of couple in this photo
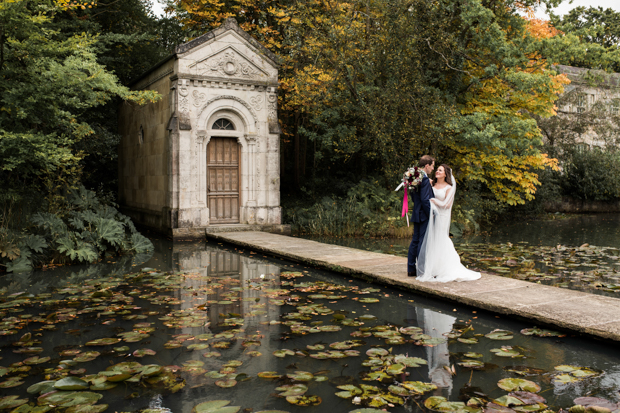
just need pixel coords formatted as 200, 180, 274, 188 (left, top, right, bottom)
407, 155, 481, 282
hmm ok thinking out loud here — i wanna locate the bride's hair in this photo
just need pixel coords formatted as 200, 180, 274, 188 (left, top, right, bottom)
433, 164, 453, 186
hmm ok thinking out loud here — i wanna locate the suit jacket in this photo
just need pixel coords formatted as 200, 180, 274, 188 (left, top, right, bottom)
411, 176, 434, 223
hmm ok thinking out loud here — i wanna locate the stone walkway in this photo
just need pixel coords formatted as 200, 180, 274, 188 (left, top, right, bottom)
206, 231, 620, 342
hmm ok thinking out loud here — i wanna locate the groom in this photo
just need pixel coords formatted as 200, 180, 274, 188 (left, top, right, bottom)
408, 155, 435, 277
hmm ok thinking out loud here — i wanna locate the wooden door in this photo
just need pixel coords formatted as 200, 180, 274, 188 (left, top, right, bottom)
207, 137, 240, 224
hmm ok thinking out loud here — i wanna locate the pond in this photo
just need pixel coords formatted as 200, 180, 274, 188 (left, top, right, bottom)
1, 236, 620, 413
301, 214, 620, 297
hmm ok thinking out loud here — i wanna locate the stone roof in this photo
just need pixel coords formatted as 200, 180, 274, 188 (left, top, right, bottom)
554, 65, 620, 88
130, 17, 279, 86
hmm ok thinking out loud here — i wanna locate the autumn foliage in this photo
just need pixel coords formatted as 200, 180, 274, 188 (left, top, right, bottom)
167, 0, 569, 206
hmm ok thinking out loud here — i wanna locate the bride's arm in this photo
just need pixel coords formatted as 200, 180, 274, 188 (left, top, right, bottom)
431, 187, 453, 209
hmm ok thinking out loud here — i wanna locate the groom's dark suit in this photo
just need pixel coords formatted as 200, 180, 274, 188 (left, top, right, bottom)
408, 175, 434, 274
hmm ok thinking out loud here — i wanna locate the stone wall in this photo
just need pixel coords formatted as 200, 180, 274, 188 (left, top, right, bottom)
119, 58, 175, 227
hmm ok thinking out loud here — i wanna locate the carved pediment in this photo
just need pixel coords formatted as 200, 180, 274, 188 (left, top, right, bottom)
190, 46, 269, 79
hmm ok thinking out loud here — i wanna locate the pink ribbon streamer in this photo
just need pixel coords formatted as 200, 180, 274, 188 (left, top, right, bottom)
402, 187, 408, 217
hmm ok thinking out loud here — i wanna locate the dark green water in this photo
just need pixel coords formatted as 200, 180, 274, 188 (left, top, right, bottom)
1, 234, 620, 413
300, 214, 620, 296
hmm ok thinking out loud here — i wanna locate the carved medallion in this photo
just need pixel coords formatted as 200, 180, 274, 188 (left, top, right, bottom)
250, 95, 264, 111
196, 50, 263, 79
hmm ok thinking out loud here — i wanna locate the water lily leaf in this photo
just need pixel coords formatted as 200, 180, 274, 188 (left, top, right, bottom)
0, 377, 24, 388
0, 395, 29, 410
553, 374, 580, 384
257, 371, 281, 379
520, 328, 564, 337
497, 378, 541, 393
388, 385, 410, 396
287, 371, 314, 381
205, 371, 227, 379
85, 338, 121, 346
113, 346, 130, 353
192, 400, 240, 413
133, 349, 157, 357
273, 349, 295, 358
400, 326, 423, 335
27, 381, 57, 395
73, 351, 100, 362
65, 405, 109, 413
463, 352, 483, 358
485, 330, 514, 340
401, 381, 437, 395
394, 355, 427, 367
277, 384, 308, 396
503, 366, 546, 376
510, 392, 546, 405
491, 347, 524, 358
424, 396, 480, 412
54, 377, 89, 391
307, 344, 325, 350
24, 356, 51, 365
573, 397, 619, 410
141, 365, 164, 377
494, 395, 525, 407
458, 359, 485, 369
285, 395, 321, 406
202, 352, 221, 358
188, 343, 210, 351
90, 382, 118, 391
458, 338, 478, 344
215, 379, 237, 388
37, 391, 103, 407
366, 348, 388, 357
485, 402, 518, 413
318, 325, 341, 332
386, 363, 405, 375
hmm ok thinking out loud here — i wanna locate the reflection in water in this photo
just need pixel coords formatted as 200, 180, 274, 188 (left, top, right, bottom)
419, 309, 455, 394
1, 237, 620, 412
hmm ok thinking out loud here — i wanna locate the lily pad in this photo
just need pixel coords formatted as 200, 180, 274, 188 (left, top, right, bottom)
486, 330, 514, 340
520, 327, 564, 337
258, 371, 282, 379
192, 400, 241, 413
37, 391, 103, 407
497, 378, 541, 393
133, 349, 157, 357
54, 377, 89, 391
85, 338, 121, 346
215, 379, 237, 388
276, 384, 308, 396
273, 349, 295, 358
424, 396, 480, 412
285, 395, 321, 406
287, 371, 314, 381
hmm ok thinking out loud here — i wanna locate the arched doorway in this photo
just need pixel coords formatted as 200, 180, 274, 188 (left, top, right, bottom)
207, 118, 240, 224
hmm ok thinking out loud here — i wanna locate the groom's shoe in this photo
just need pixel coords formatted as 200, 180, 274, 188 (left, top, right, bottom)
407, 271, 416, 277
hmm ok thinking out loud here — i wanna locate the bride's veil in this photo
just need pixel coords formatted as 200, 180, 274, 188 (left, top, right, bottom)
416, 175, 456, 279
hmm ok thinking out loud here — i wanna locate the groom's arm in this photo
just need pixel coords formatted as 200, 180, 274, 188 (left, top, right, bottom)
420, 178, 433, 217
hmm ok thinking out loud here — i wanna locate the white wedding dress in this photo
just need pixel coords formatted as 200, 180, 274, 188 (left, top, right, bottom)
416, 176, 481, 282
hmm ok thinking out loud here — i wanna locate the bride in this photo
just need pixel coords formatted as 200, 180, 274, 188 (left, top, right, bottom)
416, 164, 481, 282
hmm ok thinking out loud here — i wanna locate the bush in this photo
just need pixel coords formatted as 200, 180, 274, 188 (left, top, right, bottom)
0, 186, 153, 273
559, 149, 620, 201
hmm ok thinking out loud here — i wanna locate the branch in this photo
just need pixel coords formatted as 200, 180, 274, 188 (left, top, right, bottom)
425, 38, 473, 76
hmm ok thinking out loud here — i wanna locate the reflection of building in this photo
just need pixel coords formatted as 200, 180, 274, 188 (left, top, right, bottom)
118, 18, 289, 239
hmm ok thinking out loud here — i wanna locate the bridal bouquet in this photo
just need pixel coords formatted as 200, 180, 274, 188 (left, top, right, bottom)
395, 166, 424, 227
402, 166, 423, 190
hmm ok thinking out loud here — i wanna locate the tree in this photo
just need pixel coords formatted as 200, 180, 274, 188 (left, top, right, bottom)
0, 0, 159, 210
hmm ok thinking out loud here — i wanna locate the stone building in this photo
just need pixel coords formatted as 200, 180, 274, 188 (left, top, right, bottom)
118, 18, 288, 239
550, 65, 620, 150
